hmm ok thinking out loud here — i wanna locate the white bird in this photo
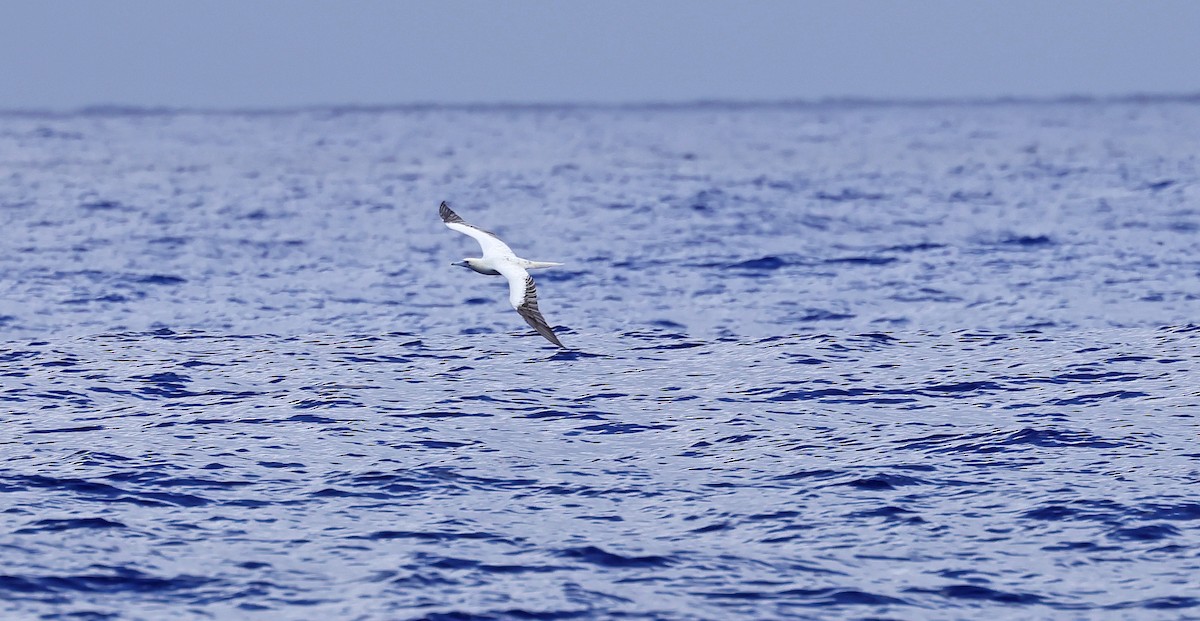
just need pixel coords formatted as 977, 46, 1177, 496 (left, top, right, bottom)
440, 201, 566, 347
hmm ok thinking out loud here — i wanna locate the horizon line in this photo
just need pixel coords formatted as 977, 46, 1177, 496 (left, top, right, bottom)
3, 92, 1200, 117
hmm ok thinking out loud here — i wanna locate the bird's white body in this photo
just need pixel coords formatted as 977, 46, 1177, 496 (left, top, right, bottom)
458, 257, 562, 278
440, 202, 566, 347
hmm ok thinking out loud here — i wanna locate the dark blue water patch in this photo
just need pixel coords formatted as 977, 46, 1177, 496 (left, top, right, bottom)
1001, 428, 1125, 449
766, 386, 913, 404
918, 380, 1004, 394
853, 332, 900, 343
256, 461, 307, 471
136, 371, 191, 384
557, 546, 674, 569
1108, 523, 1181, 541
240, 209, 273, 221
421, 609, 595, 621
1120, 596, 1200, 610
578, 391, 628, 402
629, 337, 704, 351
338, 354, 411, 364
409, 439, 476, 450
63, 293, 142, 305
1138, 503, 1200, 521
896, 427, 1125, 454
682, 188, 728, 212
8, 475, 121, 496
0, 349, 40, 363
8, 474, 211, 508
0, 566, 213, 595
132, 372, 196, 399
748, 175, 802, 191
1042, 370, 1141, 383
1045, 390, 1149, 405
569, 422, 674, 435
102, 471, 253, 491
311, 487, 391, 500
945, 190, 995, 203
908, 584, 1046, 605
385, 409, 492, 420
1020, 502, 1124, 524
36, 356, 80, 368
796, 309, 856, 322
28, 425, 105, 434
782, 588, 907, 607
79, 200, 129, 211
845, 505, 926, 523
1099, 354, 1147, 364
841, 473, 929, 491
889, 287, 964, 303
823, 255, 898, 266
360, 530, 517, 545
688, 521, 731, 534
535, 270, 583, 283
75, 452, 135, 467
293, 397, 363, 409
813, 188, 887, 202
999, 234, 1055, 247
783, 354, 825, 364
1022, 505, 1084, 522
1039, 540, 1122, 552
697, 587, 907, 608
548, 349, 605, 361
726, 256, 789, 270
130, 274, 187, 286
419, 553, 567, 575
886, 241, 947, 253
147, 236, 191, 248
44, 611, 119, 621
13, 518, 127, 534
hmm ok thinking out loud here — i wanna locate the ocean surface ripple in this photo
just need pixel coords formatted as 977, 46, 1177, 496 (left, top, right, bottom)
2, 100, 1199, 620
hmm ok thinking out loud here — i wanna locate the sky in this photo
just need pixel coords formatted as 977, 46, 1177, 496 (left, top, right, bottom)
2, 0, 1198, 110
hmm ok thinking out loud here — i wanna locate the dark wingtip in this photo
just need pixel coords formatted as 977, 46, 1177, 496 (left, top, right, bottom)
518, 275, 565, 348
439, 201, 465, 225
526, 313, 565, 348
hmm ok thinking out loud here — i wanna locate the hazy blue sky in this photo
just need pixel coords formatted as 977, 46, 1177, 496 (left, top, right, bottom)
2, 0, 1198, 110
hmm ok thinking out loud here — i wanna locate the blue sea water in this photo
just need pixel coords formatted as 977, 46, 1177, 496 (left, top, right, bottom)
1, 100, 1199, 620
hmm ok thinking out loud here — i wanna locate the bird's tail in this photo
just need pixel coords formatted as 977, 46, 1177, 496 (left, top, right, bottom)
522, 260, 563, 269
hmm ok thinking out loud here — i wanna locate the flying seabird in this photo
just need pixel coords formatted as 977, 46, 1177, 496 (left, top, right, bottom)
439, 201, 566, 347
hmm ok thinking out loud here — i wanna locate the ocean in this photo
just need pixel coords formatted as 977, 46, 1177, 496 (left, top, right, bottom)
1, 99, 1199, 620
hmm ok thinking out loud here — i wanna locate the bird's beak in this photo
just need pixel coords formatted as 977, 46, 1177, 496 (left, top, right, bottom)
451, 260, 468, 268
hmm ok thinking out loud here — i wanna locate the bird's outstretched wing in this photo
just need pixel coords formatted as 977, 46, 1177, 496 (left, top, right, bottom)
439, 202, 515, 259
495, 263, 564, 348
